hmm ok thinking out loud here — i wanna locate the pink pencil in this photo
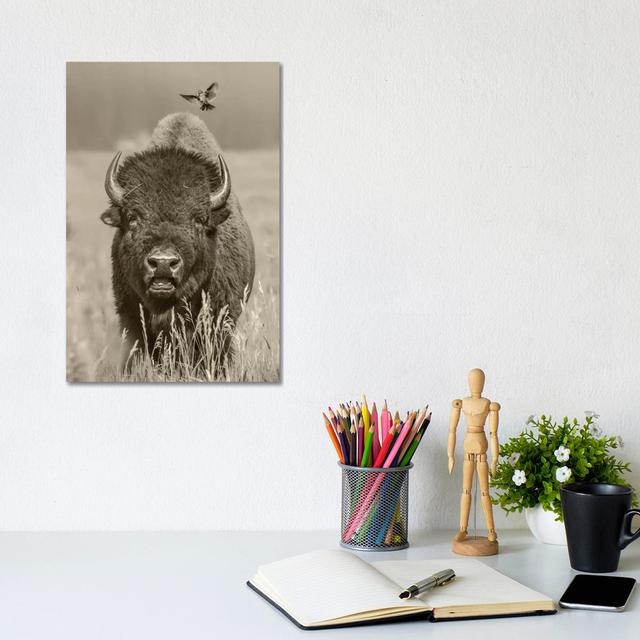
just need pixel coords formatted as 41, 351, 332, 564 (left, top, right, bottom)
371, 402, 380, 460
343, 412, 416, 541
381, 400, 390, 443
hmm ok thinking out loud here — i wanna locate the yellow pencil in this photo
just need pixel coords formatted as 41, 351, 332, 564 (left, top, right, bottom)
361, 394, 371, 432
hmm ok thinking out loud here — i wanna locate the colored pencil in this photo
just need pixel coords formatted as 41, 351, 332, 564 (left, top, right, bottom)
404, 412, 431, 458
350, 404, 358, 431
336, 422, 350, 464
328, 406, 339, 432
378, 497, 401, 545
373, 473, 402, 543
399, 432, 422, 467
360, 424, 375, 468
329, 407, 349, 456
373, 422, 396, 467
381, 400, 390, 442
407, 424, 427, 461
323, 412, 344, 463
340, 406, 353, 462
361, 395, 370, 432
348, 405, 357, 462
324, 410, 338, 439
383, 411, 415, 465
349, 419, 357, 465
371, 402, 380, 460
396, 407, 426, 464
399, 411, 431, 466
356, 417, 364, 465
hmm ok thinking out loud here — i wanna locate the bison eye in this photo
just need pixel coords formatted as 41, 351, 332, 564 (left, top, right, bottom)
126, 210, 139, 226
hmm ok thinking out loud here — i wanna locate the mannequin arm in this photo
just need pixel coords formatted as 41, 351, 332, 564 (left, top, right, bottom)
489, 402, 500, 477
448, 400, 462, 473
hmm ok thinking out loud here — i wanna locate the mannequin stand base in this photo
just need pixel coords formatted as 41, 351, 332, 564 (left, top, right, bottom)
452, 535, 499, 556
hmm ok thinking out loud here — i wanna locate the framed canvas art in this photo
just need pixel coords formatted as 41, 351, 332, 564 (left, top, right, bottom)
66, 62, 280, 382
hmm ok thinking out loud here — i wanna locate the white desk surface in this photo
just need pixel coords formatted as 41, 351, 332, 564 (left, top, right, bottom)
0, 529, 637, 639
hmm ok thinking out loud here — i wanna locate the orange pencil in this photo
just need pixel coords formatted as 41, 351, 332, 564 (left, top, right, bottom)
323, 413, 344, 463
325, 409, 338, 438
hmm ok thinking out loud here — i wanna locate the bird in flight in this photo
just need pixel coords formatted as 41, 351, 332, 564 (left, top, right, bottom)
180, 82, 218, 111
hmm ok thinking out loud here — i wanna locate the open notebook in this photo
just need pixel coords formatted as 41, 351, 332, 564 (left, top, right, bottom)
248, 550, 555, 629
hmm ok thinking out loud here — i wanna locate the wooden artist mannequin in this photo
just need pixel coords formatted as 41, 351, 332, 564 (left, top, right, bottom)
448, 368, 500, 556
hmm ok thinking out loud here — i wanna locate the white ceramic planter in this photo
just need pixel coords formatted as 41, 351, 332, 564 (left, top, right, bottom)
524, 504, 567, 545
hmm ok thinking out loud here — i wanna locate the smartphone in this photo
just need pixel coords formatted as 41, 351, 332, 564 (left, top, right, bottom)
559, 574, 636, 612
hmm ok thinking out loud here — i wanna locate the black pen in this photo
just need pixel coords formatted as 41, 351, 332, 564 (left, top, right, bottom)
398, 569, 456, 599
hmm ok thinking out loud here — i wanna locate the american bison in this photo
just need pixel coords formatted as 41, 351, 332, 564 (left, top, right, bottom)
100, 112, 255, 369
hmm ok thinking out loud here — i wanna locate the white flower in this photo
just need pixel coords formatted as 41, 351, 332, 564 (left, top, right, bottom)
556, 466, 572, 482
554, 446, 570, 462
585, 411, 600, 419
525, 415, 536, 425
512, 470, 526, 486
588, 423, 603, 438
508, 452, 521, 465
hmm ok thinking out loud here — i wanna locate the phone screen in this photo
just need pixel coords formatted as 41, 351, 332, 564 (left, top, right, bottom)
560, 575, 636, 610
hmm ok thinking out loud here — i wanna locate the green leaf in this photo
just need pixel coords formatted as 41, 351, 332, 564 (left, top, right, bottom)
490, 413, 635, 516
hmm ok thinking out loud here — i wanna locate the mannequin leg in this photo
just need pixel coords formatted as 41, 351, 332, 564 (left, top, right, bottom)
454, 454, 475, 541
477, 454, 497, 542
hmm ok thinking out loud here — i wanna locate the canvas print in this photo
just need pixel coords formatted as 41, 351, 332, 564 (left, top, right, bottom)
67, 62, 280, 382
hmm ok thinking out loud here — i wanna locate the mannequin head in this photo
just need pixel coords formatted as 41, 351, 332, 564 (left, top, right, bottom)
468, 368, 485, 398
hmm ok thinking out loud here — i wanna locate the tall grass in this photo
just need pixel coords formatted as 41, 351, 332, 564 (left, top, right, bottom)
97, 282, 279, 383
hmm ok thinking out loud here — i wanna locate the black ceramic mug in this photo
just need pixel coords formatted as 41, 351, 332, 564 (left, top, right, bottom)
560, 483, 640, 573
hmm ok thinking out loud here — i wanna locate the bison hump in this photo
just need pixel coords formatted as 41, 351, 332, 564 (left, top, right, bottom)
148, 112, 222, 162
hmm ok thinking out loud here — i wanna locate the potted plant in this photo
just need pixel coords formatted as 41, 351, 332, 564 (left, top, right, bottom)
490, 412, 635, 545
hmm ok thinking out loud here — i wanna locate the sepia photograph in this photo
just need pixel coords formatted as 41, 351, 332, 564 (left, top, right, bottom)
66, 62, 280, 382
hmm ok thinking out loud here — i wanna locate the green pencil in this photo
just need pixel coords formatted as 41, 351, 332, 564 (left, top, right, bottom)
400, 412, 431, 466
399, 432, 422, 466
360, 425, 375, 467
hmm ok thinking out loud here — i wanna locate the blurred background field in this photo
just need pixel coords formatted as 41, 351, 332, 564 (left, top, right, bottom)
66, 63, 280, 382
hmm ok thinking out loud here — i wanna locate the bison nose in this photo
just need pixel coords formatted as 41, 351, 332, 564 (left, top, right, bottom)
145, 251, 183, 278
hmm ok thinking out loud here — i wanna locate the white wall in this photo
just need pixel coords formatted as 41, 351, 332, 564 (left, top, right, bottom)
1, 1, 639, 531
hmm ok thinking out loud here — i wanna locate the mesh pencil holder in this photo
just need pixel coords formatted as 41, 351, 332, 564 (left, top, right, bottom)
339, 463, 413, 552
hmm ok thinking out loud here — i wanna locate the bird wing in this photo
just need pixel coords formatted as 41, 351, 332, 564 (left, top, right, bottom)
204, 82, 218, 99
200, 103, 215, 111
180, 94, 199, 103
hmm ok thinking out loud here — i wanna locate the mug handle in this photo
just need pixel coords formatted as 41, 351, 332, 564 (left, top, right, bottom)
618, 509, 640, 550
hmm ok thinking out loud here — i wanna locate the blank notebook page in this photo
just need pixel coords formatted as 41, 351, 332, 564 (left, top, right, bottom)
255, 550, 420, 624
372, 559, 551, 609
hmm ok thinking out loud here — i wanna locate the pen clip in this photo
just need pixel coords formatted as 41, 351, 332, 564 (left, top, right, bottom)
437, 572, 456, 587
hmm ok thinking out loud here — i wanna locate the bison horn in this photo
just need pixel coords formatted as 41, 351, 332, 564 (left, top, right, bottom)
105, 151, 124, 205
210, 154, 231, 210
